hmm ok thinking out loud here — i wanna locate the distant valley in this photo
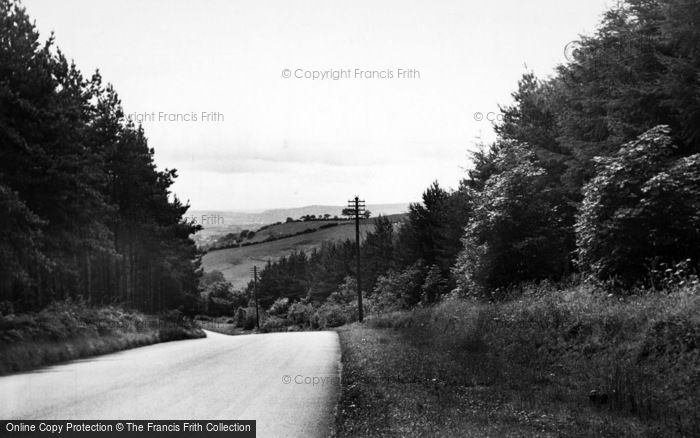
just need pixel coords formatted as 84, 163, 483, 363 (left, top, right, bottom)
189, 203, 410, 249
199, 213, 407, 290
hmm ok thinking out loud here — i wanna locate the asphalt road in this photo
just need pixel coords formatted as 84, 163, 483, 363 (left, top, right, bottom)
0, 330, 341, 438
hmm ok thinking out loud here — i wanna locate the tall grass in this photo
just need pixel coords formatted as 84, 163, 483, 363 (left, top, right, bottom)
0, 301, 205, 374
363, 283, 700, 436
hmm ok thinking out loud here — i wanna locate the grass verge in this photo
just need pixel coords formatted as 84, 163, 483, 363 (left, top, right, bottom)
0, 302, 205, 375
334, 284, 700, 437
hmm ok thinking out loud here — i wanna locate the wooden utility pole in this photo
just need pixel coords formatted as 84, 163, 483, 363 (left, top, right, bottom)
252, 266, 260, 329
347, 196, 365, 322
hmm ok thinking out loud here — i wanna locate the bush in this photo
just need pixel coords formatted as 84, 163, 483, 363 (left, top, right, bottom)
268, 297, 290, 316
576, 125, 700, 287
326, 277, 357, 306
160, 309, 184, 325
287, 301, 314, 326
313, 304, 348, 328
260, 316, 288, 332
242, 307, 258, 330
371, 263, 425, 311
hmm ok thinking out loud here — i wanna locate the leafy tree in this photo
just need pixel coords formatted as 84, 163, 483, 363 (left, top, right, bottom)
200, 270, 225, 287
454, 143, 572, 297
341, 208, 355, 218
555, 0, 700, 184
576, 125, 700, 287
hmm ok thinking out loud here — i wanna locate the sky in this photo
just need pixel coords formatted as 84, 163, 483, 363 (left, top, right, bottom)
24, 0, 612, 211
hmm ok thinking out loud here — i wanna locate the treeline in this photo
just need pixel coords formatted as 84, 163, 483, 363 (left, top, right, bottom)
0, 1, 200, 313
254, 0, 700, 309
454, 0, 700, 296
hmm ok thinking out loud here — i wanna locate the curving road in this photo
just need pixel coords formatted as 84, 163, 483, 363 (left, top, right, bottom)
0, 331, 341, 438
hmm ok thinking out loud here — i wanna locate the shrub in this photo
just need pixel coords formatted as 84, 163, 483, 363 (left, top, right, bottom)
160, 309, 184, 325
325, 277, 358, 306
242, 307, 258, 330
287, 301, 314, 326
232, 306, 258, 330
313, 304, 347, 328
260, 316, 288, 332
268, 297, 290, 316
371, 263, 425, 311
0, 301, 205, 374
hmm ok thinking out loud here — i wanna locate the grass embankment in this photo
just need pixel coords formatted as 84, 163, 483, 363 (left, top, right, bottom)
0, 302, 205, 375
334, 284, 700, 437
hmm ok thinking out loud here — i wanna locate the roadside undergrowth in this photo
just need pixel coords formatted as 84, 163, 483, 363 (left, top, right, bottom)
334, 283, 700, 437
0, 301, 205, 375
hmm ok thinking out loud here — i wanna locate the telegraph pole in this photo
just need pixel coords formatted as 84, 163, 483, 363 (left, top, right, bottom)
347, 196, 365, 322
251, 266, 260, 329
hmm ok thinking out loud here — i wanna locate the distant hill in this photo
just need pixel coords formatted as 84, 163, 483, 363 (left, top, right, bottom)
203, 213, 407, 252
189, 203, 410, 249
189, 203, 409, 229
201, 214, 406, 290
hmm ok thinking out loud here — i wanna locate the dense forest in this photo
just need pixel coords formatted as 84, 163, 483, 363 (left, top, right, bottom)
250, 0, 700, 312
0, 1, 201, 313
3, 0, 699, 318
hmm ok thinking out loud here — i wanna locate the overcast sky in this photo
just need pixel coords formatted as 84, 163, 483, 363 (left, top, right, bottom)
24, 0, 611, 211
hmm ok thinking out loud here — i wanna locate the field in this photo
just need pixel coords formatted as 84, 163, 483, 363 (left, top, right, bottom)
246, 219, 351, 244
202, 220, 377, 290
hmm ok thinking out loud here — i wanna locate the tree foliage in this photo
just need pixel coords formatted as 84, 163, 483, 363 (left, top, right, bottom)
454, 144, 572, 296
0, 0, 200, 312
576, 125, 700, 286
454, 0, 700, 296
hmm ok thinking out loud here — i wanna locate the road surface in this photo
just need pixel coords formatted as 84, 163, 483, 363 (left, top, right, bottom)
0, 331, 341, 438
